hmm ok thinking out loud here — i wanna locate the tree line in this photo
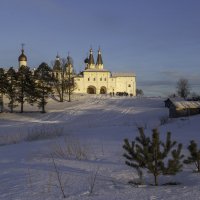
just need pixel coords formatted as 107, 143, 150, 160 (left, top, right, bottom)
0, 61, 75, 113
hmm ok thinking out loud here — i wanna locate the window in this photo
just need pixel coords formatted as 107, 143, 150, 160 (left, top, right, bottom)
104, 78, 106, 81
128, 84, 131, 87
88, 78, 90, 81
93, 78, 95, 81
100, 78, 102, 81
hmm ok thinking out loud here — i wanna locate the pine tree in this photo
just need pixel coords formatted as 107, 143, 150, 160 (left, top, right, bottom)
184, 140, 200, 172
5, 67, 18, 112
0, 68, 6, 94
123, 128, 184, 186
34, 62, 53, 113
16, 65, 36, 113
0, 68, 7, 112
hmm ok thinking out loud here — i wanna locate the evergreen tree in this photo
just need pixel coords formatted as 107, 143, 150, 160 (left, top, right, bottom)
34, 62, 53, 113
0, 68, 7, 112
123, 128, 184, 186
16, 65, 36, 113
184, 140, 200, 172
5, 67, 18, 112
0, 68, 6, 94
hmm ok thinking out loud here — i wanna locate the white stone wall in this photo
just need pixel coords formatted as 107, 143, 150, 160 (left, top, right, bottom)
74, 70, 136, 96
74, 71, 110, 94
114, 76, 136, 95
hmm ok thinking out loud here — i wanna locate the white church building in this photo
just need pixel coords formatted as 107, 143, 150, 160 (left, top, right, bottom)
18, 46, 136, 96
73, 48, 136, 96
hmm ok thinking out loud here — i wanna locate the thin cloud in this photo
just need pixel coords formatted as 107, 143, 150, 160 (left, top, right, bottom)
160, 70, 200, 84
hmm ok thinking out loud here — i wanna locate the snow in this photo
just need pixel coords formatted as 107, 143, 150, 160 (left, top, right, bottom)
0, 94, 200, 199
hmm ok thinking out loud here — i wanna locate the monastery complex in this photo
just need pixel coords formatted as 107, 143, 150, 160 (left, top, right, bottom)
18, 47, 136, 96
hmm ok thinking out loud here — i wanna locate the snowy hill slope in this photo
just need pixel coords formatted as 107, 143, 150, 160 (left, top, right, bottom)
0, 95, 200, 200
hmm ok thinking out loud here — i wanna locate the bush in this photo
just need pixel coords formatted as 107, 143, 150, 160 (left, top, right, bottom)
26, 125, 63, 141
51, 136, 89, 160
0, 132, 26, 146
0, 125, 63, 146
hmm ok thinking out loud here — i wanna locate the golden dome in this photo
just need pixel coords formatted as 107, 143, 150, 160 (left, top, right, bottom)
18, 49, 27, 61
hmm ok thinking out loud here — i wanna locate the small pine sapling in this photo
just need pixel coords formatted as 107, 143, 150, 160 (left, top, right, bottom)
123, 127, 150, 184
184, 140, 200, 172
123, 128, 184, 186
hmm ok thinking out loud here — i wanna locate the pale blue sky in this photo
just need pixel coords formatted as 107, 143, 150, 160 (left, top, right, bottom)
0, 0, 200, 96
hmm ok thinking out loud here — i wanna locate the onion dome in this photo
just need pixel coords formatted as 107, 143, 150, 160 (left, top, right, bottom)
53, 54, 61, 71
84, 57, 89, 63
88, 48, 95, 65
18, 49, 27, 61
96, 48, 103, 65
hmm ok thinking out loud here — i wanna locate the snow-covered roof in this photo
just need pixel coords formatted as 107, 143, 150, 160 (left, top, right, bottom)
172, 101, 200, 109
111, 72, 136, 77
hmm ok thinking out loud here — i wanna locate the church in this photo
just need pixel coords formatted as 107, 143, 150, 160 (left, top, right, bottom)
73, 48, 136, 96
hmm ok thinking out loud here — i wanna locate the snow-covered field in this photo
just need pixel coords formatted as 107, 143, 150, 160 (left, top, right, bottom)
0, 94, 200, 200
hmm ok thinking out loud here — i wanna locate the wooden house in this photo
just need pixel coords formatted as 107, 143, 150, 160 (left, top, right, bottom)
164, 97, 183, 108
169, 101, 200, 118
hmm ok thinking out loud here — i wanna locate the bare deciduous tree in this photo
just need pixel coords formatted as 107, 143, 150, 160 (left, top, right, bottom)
51, 56, 76, 102
51, 153, 66, 198
88, 166, 99, 195
176, 78, 190, 99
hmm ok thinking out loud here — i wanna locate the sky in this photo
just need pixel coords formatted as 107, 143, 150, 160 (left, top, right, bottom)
0, 0, 200, 96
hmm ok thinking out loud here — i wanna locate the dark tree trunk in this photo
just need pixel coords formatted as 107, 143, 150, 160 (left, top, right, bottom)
20, 83, 24, 113
41, 88, 45, 113
154, 174, 158, 186
20, 102, 23, 113
197, 160, 200, 172
68, 72, 71, 102
10, 104, 13, 113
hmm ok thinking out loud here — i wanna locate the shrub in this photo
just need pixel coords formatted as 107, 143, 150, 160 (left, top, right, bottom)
51, 137, 89, 160
0, 132, 26, 146
26, 125, 63, 141
0, 125, 63, 146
